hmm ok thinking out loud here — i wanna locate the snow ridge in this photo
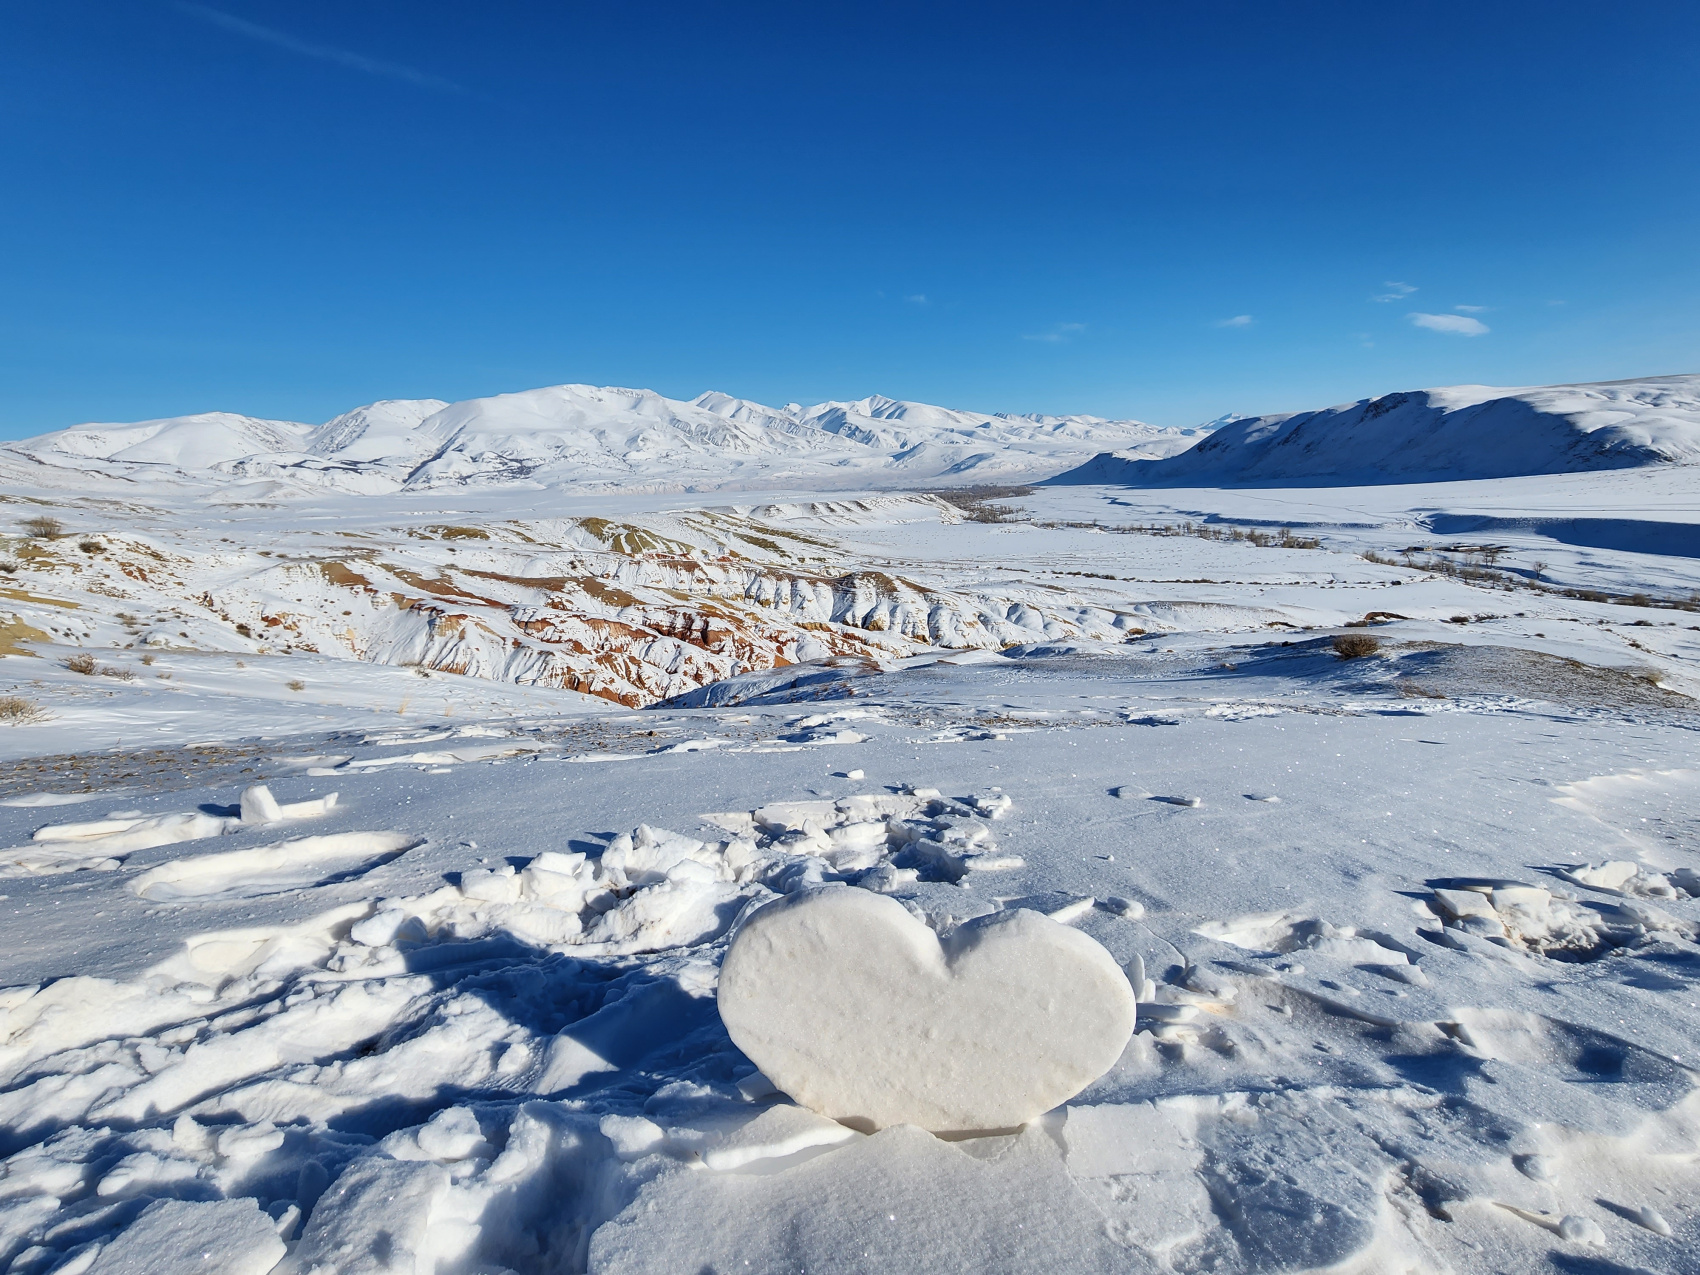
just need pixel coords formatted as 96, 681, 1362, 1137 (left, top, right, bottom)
1049, 374, 1700, 487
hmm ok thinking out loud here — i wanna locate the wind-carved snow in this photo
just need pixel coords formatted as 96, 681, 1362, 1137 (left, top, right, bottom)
0, 785, 340, 879
3, 747, 1694, 1274
128, 830, 421, 903
717, 888, 1136, 1134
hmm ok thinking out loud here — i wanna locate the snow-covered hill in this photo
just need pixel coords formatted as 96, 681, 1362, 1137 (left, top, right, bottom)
1050, 374, 1700, 487
5, 385, 1198, 497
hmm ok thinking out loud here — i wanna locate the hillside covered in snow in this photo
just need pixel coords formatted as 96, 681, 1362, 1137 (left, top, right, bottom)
3, 386, 1202, 497
1050, 374, 1700, 487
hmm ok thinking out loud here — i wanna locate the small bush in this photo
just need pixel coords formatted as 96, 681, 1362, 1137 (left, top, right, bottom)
0, 696, 45, 722
287, 679, 305, 691
140, 652, 155, 665
77, 540, 103, 554
156, 672, 172, 680
98, 665, 135, 681
21, 515, 62, 539
64, 652, 97, 674
1332, 633, 1381, 659
0, 561, 17, 574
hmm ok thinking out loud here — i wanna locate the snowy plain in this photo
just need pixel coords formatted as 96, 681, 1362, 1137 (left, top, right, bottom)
0, 378, 1696, 1273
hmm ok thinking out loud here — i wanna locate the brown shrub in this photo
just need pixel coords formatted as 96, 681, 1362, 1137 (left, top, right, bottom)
64, 652, 97, 674
21, 515, 62, 539
1332, 633, 1381, 659
0, 696, 45, 722
287, 679, 305, 691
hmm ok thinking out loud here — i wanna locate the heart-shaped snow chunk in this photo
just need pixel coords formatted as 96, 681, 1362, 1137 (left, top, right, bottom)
718, 887, 1135, 1135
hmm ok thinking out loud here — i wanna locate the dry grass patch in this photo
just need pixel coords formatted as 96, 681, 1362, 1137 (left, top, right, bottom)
1397, 681, 1447, 699
0, 696, 46, 723
927, 486, 1035, 524
1333, 633, 1382, 659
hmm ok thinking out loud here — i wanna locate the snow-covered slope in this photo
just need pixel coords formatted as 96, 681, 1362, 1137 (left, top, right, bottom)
11, 412, 313, 474
5, 385, 1196, 496
1050, 374, 1700, 487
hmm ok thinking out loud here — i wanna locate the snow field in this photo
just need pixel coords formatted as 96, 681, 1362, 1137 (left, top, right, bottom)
0, 680, 1694, 1271
0, 452, 1694, 1270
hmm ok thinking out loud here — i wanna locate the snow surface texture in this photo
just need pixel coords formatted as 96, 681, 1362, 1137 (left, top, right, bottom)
718, 888, 1135, 1134
3, 385, 1201, 497
1, 691, 1697, 1273
1053, 374, 1700, 485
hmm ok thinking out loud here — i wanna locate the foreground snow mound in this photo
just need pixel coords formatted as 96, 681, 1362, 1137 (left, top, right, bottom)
1050, 374, 1700, 486
718, 888, 1135, 1134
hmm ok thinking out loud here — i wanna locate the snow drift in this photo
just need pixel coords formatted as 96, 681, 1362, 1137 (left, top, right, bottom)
1048, 374, 1700, 487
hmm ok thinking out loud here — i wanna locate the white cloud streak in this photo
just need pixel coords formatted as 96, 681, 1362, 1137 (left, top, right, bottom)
1373, 281, 1417, 302
1410, 312, 1489, 336
174, 3, 462, 92
1215, 315, 1253, 328
1022, 322, 1086, 344
1453, 304, 1487, 313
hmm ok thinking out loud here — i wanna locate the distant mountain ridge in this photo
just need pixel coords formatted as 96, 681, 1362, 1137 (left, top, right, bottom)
1049, 375, 1700, 487
4, 384, 1202, 496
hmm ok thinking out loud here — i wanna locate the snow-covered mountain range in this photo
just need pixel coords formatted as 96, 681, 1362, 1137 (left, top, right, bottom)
1051, 374, 1700, 486
4, 385, 1202, 497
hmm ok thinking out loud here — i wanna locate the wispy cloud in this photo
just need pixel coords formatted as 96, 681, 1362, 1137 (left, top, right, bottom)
905, 294, 928, 305
1215, 314, 1253, 328
174, 3, 462, 92
1022, 322, 1086, 344
1453, 304, 1487, 313
1373, 281, 1417, 303
1410, 312, 1488, 336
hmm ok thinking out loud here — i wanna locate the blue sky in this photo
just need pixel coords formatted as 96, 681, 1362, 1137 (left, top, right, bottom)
2, 1, 1697, 436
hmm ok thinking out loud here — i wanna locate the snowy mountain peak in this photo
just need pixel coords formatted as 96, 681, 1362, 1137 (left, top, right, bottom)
15, 412, 313, 472
307, 399, 449, 463
9, 383, 1189, 496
